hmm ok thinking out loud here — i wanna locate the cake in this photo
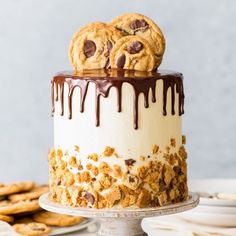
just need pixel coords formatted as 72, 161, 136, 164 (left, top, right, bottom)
48, 13, 188, 209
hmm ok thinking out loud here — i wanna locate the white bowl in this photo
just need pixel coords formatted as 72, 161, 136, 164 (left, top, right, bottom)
189, 179, 236, 206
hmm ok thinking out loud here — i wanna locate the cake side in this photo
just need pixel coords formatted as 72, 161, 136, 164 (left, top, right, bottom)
49, 70, 188, 208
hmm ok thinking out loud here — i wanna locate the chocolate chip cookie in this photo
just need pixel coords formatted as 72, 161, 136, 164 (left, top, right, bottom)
0, 200, 40, 215
111, 13, 165, 68
110, 35, 156, 71
33, 211, 84, 227
13, 222, 51, 236
9, 185, 49, 202
0, 214, 14, 223
69, 22, 123, 71
0, 181, 35, 197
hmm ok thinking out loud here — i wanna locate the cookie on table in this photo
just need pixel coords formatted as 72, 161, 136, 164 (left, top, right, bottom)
33, 211, 84, 227
0, 200, 40, 215
110, 35, 156, 71
111, 13, 165, 67
13, 222, 51, 236
69, 22, 123, 71
0, 214, 14, 223
14, 217, 34, 224
9, 185, 49, 202
0, 181, 35, 197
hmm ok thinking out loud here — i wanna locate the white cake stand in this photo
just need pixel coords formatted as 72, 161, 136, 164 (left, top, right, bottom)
39, 192, 199, 236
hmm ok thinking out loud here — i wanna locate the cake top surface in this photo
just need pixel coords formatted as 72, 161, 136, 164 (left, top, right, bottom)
54, 69, 183, 80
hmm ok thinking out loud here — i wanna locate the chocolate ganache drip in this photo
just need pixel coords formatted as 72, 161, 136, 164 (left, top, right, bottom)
51, 69, 184, 129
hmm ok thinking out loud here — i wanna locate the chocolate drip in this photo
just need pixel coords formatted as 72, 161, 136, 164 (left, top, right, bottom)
51, 69, 185, 129
162, 75, 184, 116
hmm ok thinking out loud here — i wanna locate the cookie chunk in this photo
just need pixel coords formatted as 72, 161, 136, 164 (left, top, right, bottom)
0, 200, 40, 215
9, 185, 49, 202
111, 13, 165, 68
0, 181, 35, 196
33, 211, 84, 227
13, 223, 51, 236
69, 22, 123, 71
0, 214, 14, 223
110, 35, 155, 71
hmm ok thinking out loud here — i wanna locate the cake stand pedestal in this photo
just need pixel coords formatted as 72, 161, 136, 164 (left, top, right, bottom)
39, 192, 199, 236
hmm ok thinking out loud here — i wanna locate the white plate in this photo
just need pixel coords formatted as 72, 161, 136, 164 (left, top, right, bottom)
189, 179, 236, 206
195, 205, 236, 215
142, 215, 236, 236
49, 218, 96, 236
178, 210, 236, 227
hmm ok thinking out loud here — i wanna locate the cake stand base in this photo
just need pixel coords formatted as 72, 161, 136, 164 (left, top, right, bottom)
39, 192, 198, 236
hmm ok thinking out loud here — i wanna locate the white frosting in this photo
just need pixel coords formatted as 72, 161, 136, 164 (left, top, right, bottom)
53, 80, 182, 163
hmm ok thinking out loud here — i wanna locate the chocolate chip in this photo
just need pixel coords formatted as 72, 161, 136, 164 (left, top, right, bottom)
173, 166, 183, 176
127, 41, 143, 54
84, 192, 95, 205
129, 176, 135, 183
130, 19, 149, 31
32, 227, 45, 231
159, 179, 166, 192
125, 159, 136, 166
91, 177, 96, 182
104, 40, 113, 57
84, 40, 96, 58
107, 40, 113, 52
116, 54, 126, 68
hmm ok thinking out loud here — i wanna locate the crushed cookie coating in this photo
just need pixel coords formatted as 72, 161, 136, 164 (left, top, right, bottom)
69, 156, 78, 168
170, 138, 176, 147
136, 189, 151, 208
86, 164, 99, 176
163, 164, 175, 186
88, 153, 99, 162
166, 146, 170, 153
152, 145, 159, 154
104, 186, 121, 207
124, 174, 140, 190
103, 146, 115, 157
64, 170, 75, 186
56, 148, 63, 158
50, 145, 188, 209
99, 173, 113, 189
157, 191, 168, 206
80, 171, 91, 183
139, 156, 145, 161
93, 180, 103, 192
74, 145, 80, 153
48, 148, 56, 166
182, 135, 186, 145
164, 153, 176, 166
137, 165, 149, 179
68, 186, 81, 205
173, 166, 183, 176
121, 194, 137, 208
119, 184, 135, 195
179, 146, 188, 159
144, 171, 160, 183
113, 164, 122, 178
98, 162, 111, 174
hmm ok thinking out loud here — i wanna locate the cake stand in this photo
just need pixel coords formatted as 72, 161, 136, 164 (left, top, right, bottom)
39, 192, 199, 236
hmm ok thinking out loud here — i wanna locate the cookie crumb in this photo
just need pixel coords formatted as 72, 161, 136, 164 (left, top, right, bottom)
152, 145, 159, 154
103, 146, 115, 157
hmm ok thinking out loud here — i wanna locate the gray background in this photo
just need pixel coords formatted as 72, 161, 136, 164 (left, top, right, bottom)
0, 0, 235, 183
